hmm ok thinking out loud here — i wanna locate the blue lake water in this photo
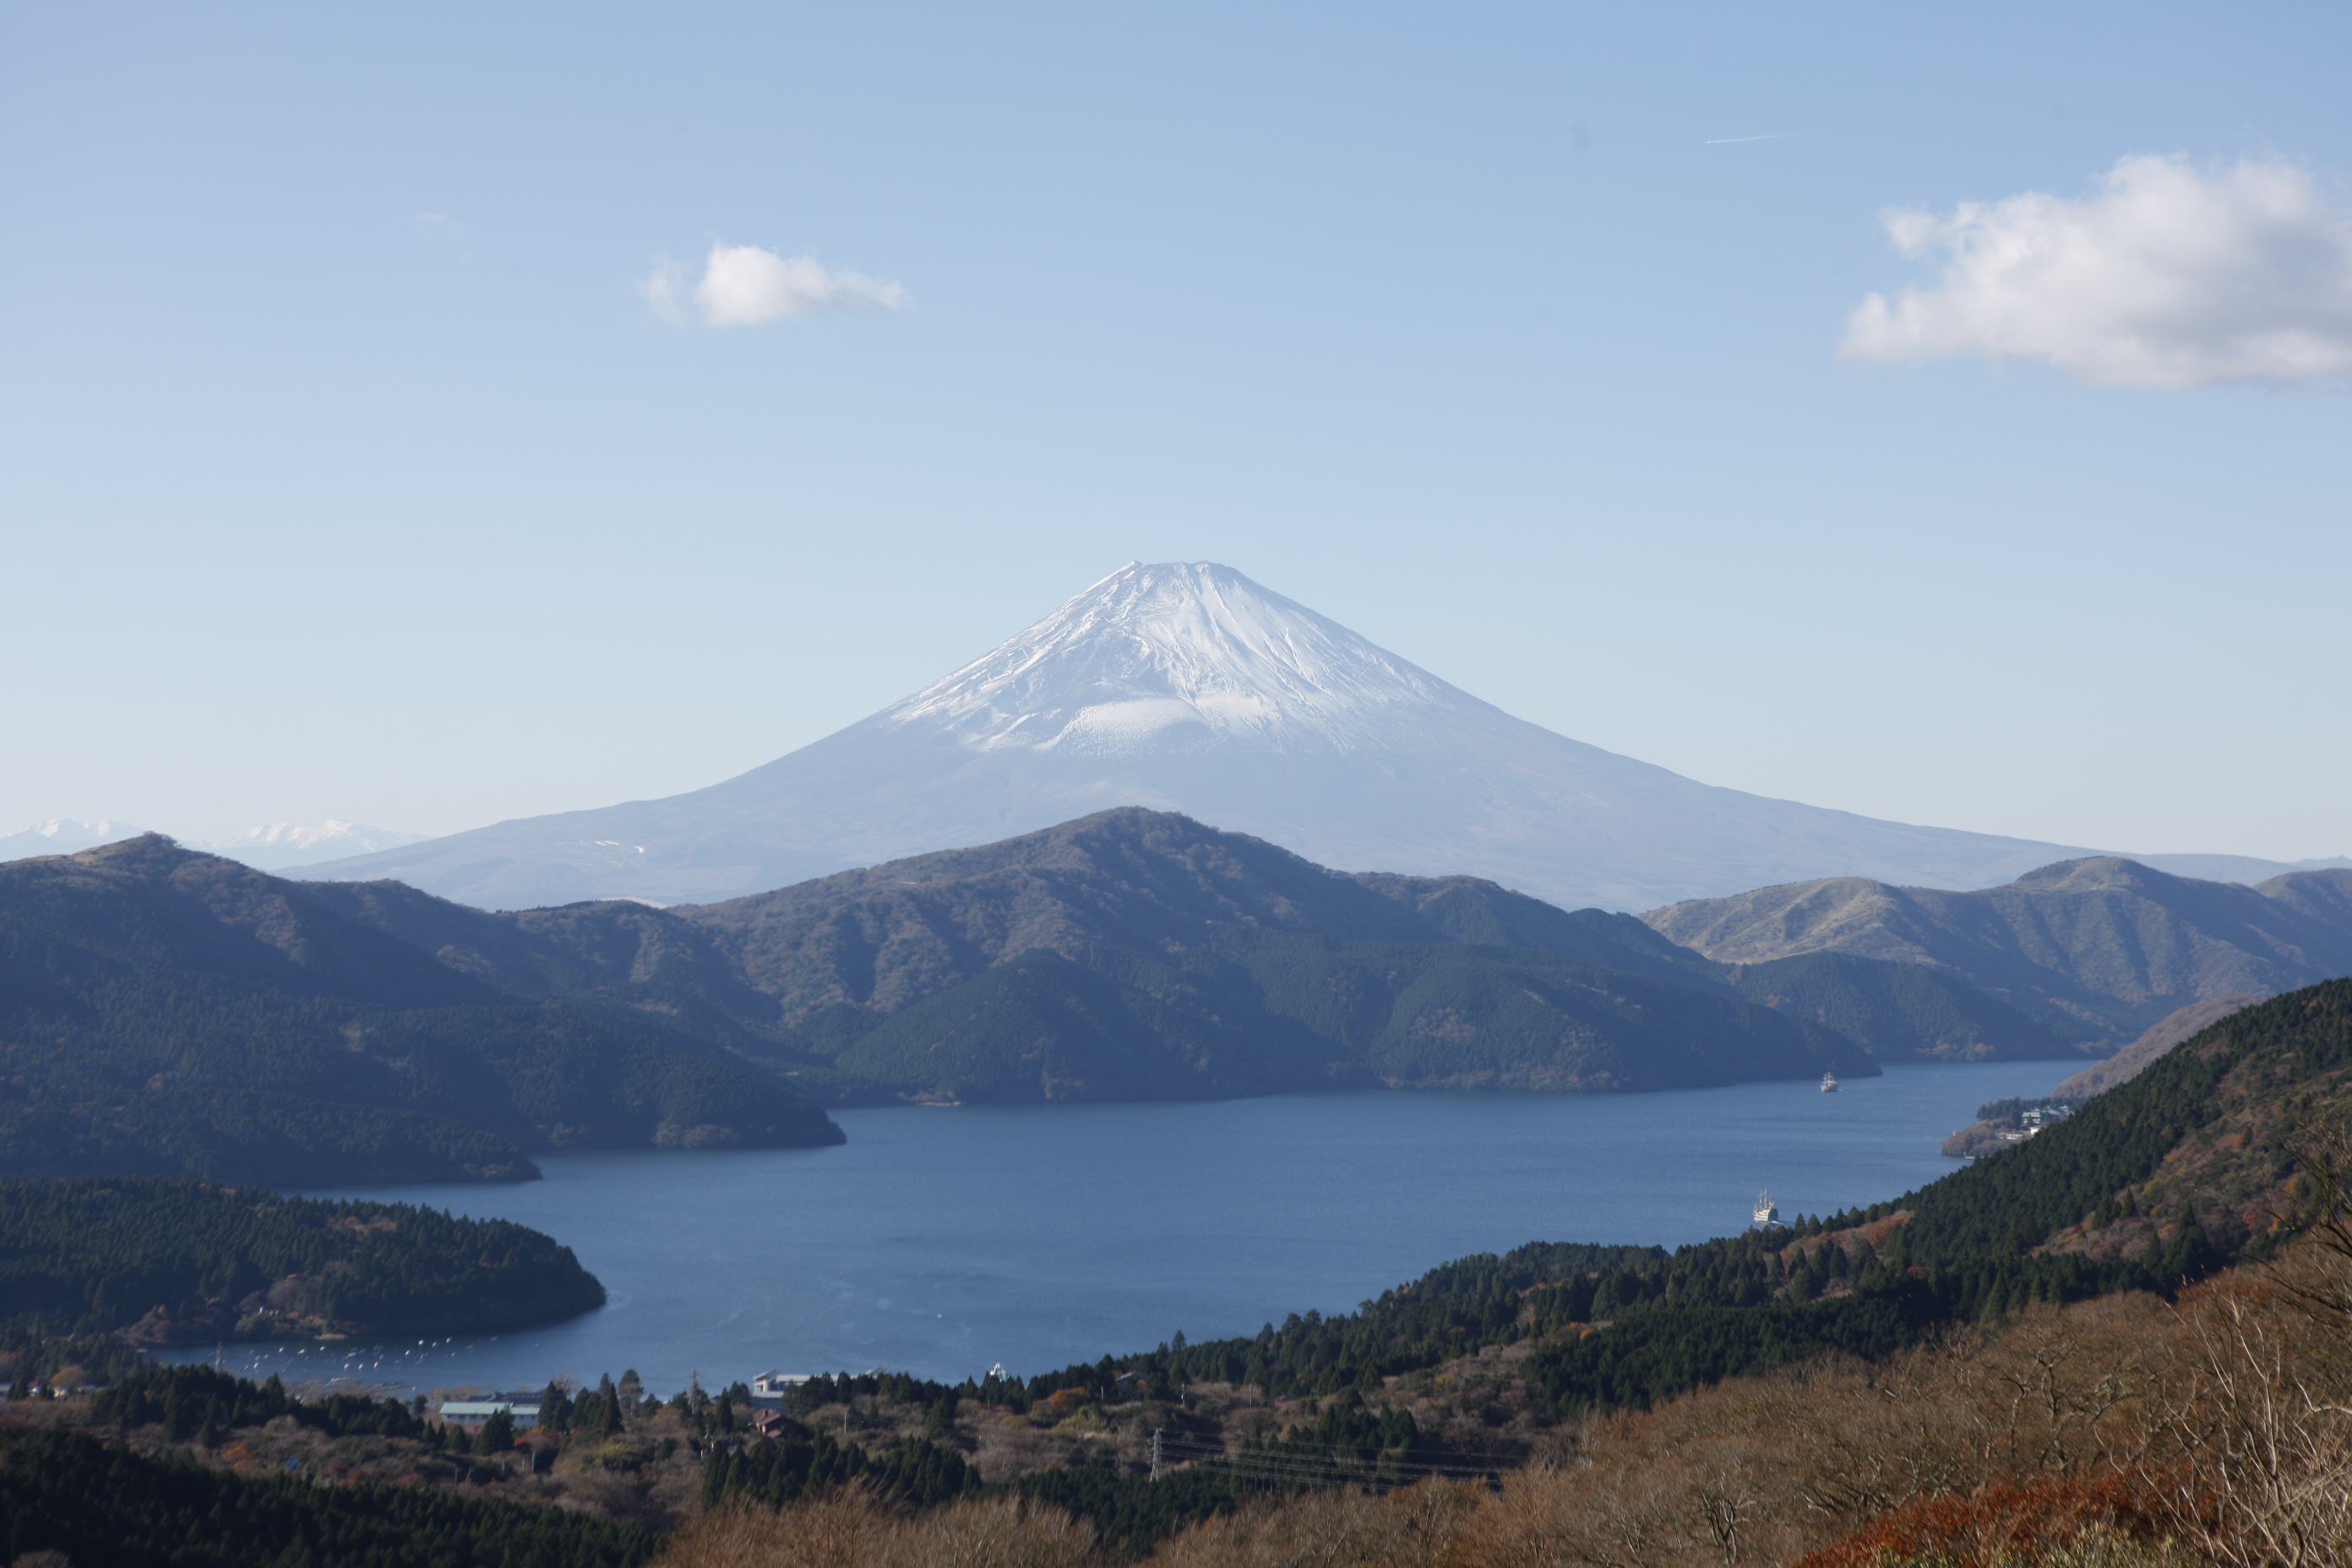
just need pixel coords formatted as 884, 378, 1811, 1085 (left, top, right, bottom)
174, 1062, 2074, 1398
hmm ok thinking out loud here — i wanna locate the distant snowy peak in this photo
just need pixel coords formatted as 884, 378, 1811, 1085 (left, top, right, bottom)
885, 561, 1474, 757
0, 819, 147, 861
199, 821, 428, 869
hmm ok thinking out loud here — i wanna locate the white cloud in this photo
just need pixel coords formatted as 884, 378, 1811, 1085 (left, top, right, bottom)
411, 211, 463, 240
1841, 155, 2352, 389
645, 242, 909, 329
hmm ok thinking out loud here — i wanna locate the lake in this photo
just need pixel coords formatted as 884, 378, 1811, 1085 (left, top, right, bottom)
173, 1062, 2075, 1397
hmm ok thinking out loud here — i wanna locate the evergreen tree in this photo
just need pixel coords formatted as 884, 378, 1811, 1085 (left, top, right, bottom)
473, 1411, 514, 1456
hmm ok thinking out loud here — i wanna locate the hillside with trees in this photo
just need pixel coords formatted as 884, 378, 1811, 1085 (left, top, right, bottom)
2052, 992, 2264, 1098
298, 809, 2084, 1105
0, 837, 844, 1184
7, 980, 2351, 1562
1646, 853, 2352, 1041
0, 1177, 606, 1343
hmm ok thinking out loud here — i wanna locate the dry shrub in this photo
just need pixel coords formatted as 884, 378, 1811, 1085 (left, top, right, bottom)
659, 1488, 1097, 1568
661, 1492, 894, 1568
1788, 1475, 2180, 1568
2136, 1256, 2352, 1567
1239, 1297, 2183, 1568
1151, 1479, 1480, 1568
1450, 1388, 1820, 1567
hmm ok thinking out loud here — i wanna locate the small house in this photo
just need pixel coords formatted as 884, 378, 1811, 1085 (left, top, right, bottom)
750, 1407, 806, 1440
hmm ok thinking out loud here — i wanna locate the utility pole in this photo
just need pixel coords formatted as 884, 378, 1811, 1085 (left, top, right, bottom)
1150, 1429, 1162, 1482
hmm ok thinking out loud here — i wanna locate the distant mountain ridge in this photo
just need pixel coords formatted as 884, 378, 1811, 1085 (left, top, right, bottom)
0, 819, 426, 870
1, 814, 2164, 1178
1643, 857, 2352, 1041
304, 808, 2102, 1103
292, 562, 2137, 912
300, 809, 1872, 1099
194, 820, 427, 869
0, 819, 148, 859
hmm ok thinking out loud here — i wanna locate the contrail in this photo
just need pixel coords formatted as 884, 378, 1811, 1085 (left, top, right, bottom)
1706, 130, 1819, 144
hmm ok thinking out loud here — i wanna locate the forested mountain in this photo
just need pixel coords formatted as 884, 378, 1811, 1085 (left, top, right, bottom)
0, 817, 2099, 1167
302, 808, 2081, 1102
1644, 855, 2352, 1040
0, 1177, 605, 1342
302, 808, 1714, 1033
813, 928, 1868, 1100
0, 838, 842, 1184
1725, 950, 2088, 1061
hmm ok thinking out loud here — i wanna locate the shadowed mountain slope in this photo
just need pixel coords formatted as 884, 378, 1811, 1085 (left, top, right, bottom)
293, 563, 2105, 912
0, 838, 843, 1184
1643, 858, 2352, 1041
676, 808, 1714, 1027
1723, 950, 2089, 1062
309, 808, 2094, 1101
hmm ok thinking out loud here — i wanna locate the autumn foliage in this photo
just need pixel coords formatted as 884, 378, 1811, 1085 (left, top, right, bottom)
1794, 1476, 2175, 1568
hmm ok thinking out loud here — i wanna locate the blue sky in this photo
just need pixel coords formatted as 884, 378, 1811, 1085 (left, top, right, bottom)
5, 3, 2349, 861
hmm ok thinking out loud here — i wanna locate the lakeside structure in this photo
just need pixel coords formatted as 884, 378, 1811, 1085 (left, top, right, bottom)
435, 1399, 538, 1435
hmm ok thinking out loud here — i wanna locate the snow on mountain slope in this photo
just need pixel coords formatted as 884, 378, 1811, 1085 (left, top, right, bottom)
890, 561, 1462, 756
0, 819, 148, 861
295, 562, 2106, 912
197, 820, 428, 869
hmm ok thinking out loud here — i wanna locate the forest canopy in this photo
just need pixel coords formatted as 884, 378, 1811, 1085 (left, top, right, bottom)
0, 1176, 607, 1343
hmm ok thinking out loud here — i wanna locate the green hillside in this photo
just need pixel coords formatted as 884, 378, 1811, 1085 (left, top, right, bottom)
0, 1427, 656, 1568
0, 839, 843, 1184
0, 1177, 606, 1343
302, 808, 2061, 1094
819, 928, 1867, 1102
1727, 950, 2090, 1060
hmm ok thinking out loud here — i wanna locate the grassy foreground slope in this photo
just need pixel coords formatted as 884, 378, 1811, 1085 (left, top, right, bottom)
0, 838, 843, 1184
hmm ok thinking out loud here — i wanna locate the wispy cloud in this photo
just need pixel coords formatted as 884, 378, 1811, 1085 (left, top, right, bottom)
645, 242, 909, 329
411, 211, 464, 241
1842, 154, 2352, 389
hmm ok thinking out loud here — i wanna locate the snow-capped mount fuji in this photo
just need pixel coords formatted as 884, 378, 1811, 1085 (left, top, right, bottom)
893, 559, 1478, 759
299, 561, 2104, 912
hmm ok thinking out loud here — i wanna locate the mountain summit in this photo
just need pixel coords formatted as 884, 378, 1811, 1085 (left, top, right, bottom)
888, 561, 1465, 758
302, 561, 2102, 911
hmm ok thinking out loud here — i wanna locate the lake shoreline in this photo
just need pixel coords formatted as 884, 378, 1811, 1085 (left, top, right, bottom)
162, 1061, 2075, 1396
